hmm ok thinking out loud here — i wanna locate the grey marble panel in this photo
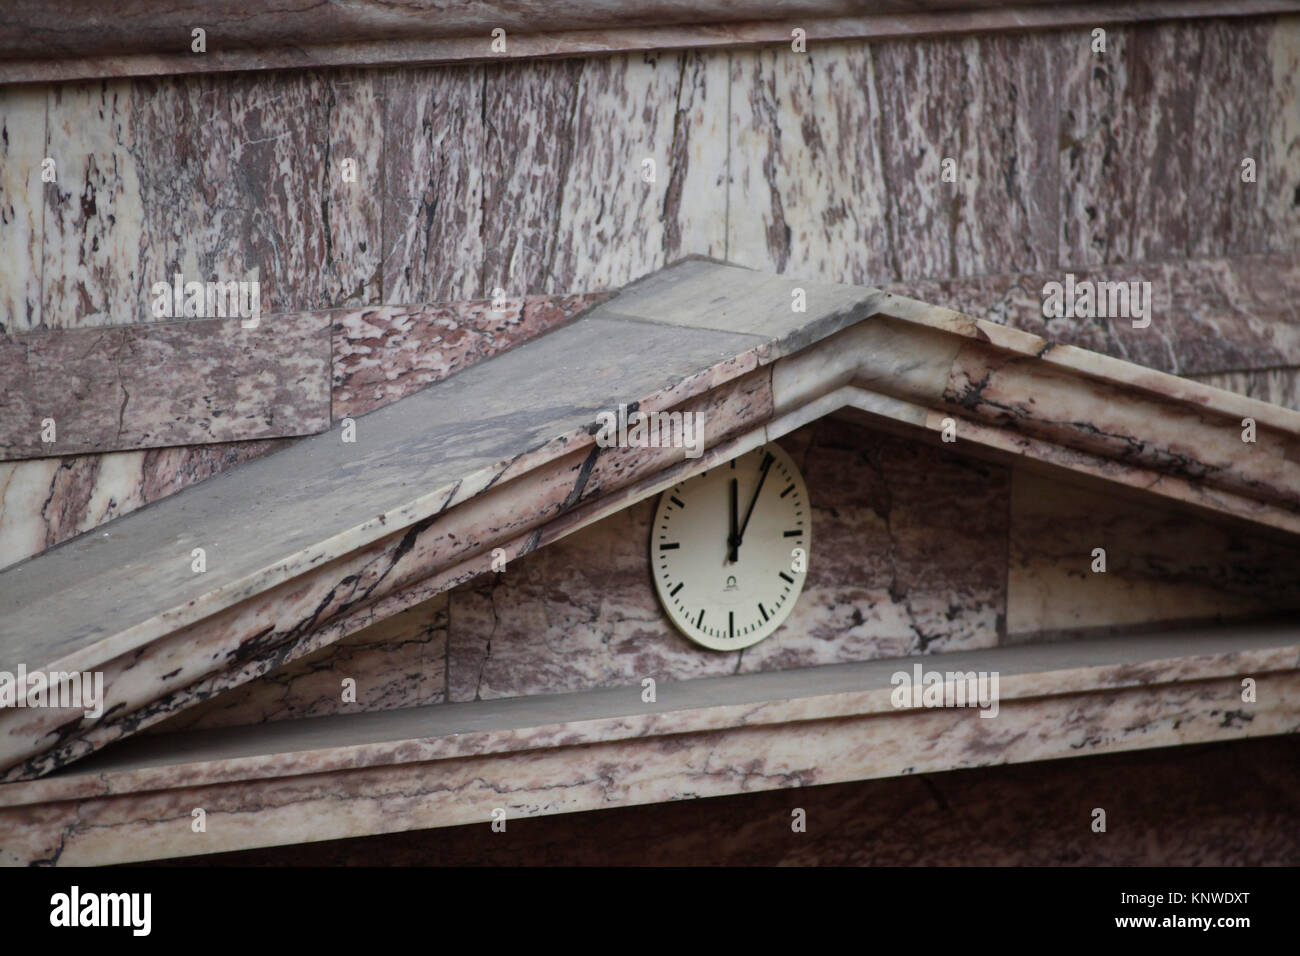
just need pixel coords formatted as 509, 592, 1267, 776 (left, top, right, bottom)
1052, 18, 1300, 266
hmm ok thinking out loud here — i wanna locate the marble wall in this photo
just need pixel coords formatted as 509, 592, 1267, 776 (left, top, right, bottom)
1, 52, 727, 335
3, 18, 1296, 328
1007, 469, 1300, 639
4, 16, 1300, 576
5, 13, 1298, 865
728, 20, 1300, 278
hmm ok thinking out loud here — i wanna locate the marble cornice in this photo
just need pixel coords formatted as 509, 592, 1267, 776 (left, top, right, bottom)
770, 298, 1300, 536
1, 257, 1299, 785
0, 620, 1296, 865
0, 1, 1292, 84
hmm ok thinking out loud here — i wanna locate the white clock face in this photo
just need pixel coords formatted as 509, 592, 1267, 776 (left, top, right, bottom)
651, 443, 810, 651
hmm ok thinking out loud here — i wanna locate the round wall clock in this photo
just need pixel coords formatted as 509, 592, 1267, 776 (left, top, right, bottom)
650, 442, 810, 651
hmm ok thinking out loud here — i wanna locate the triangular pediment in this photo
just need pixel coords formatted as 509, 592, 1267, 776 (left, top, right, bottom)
2, 257, 1299, 787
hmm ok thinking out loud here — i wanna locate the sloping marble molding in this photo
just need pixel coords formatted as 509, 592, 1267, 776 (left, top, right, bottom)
1, 621, 1296, 864
0, 0, 1291, 83
1, 257, 1298, 785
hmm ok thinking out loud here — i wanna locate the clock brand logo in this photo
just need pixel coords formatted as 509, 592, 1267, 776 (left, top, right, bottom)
593, 403, 705, 458
890, 664, 1000, 718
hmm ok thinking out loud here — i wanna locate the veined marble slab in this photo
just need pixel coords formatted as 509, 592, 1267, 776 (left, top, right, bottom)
2, 258, 1299, 783
0, 314, 331, 460
0, 86, 44, 331
729, 18, 1300, 282
30, 72, 380, 334
732, 32, 1062, 281
0, 620, 1296, 864
382, 51, 728, 304
1060, 17, 1300, 266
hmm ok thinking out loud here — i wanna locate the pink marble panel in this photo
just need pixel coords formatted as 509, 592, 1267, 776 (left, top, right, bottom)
446, 416, 1011, 701
332, 293, 610, 418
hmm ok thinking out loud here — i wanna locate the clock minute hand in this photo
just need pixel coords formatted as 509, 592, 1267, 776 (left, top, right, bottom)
735, 452, 775, 550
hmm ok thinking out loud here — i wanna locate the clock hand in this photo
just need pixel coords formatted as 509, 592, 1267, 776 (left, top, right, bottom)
728, 477, 740, 563
735, 452, 775, 550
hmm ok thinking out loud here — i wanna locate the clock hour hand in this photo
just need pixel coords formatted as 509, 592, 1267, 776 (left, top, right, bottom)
728, 477, 740, 563
735, 452, 775, 552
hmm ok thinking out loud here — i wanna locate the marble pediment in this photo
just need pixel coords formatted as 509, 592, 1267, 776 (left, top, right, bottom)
2, 256, 1299, 793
